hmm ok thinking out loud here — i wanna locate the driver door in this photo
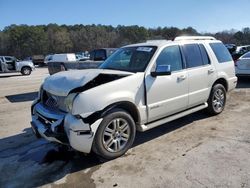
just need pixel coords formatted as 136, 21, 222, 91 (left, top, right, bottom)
145, 45, 189, 122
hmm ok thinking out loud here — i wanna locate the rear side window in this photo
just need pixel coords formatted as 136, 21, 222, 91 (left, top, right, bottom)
183, 44, 203, 68
209, 43, 232, 63
199, 44, 210, 65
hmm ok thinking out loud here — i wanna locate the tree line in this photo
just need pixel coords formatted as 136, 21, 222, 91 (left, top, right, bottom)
0, 24, 250, 59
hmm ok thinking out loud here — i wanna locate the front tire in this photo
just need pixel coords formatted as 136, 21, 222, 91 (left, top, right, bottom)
21, 67, 31, 75
93, 109, 136, 160
207, 84, 226, 115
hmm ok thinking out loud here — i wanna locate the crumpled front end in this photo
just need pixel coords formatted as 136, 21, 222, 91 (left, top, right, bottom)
30, 91, 102, 153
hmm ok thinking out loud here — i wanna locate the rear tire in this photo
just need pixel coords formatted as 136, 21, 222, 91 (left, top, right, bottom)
207, 84, 226, 115
93, 108, 136, 160
21, 67, 31, 75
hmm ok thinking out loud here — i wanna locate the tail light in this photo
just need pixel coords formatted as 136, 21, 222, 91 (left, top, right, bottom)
234, 59, 238, 66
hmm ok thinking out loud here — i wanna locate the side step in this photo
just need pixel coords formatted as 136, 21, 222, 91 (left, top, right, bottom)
138, 103, 208, 132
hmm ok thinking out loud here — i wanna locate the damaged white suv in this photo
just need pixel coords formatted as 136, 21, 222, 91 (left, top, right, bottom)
31, 36, 237, 159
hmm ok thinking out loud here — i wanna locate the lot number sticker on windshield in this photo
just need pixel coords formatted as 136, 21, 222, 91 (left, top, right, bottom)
137, 47, 153, 52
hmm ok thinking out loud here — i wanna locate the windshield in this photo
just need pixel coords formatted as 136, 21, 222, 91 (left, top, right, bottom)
100, 46, 157, 72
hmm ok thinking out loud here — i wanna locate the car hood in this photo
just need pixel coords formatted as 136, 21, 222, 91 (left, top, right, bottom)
43, 69, 133, 96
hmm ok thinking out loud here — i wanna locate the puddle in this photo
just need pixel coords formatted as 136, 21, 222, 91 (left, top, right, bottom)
18, 145, 75, 164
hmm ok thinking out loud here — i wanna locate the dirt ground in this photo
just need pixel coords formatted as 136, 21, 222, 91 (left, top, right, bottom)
0, 68, 250, 188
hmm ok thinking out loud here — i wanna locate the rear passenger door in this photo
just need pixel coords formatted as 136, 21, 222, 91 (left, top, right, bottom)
182, 43, 216, 108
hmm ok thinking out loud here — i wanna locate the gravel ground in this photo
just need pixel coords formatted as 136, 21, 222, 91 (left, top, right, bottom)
0, 68, 249, 188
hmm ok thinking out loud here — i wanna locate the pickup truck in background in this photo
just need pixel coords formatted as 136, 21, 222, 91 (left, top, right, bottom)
0, 56, 35, 75
32, 55, 45, 66
47, 48, 117, 75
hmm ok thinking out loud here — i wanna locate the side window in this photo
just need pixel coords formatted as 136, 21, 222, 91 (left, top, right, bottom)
199, 44, 210, 65
95, 50, 106, 61
156, 45, 183, 72
89, 51, 95, 60
183, 44, 203, 68
5, 57, 12, 61
209, 43, 232, 63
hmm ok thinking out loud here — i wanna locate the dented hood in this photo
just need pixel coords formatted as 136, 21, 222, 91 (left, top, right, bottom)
43, 69, 133, 96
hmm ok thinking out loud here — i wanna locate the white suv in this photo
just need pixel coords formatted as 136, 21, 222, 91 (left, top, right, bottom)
31, 36, 237, 159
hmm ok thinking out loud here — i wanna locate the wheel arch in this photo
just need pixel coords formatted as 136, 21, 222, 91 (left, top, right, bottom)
83, 101, 141, 127
212, 77, 228, 91
21, 65, 32, 71
21, 66, 32, 75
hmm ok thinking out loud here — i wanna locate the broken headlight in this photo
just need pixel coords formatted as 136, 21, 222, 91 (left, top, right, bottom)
38, 85, 43, 99
64, 93, 78, 112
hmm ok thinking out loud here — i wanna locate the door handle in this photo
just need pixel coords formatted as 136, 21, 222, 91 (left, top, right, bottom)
177, 75, 186, 81
208, 68, 215, 74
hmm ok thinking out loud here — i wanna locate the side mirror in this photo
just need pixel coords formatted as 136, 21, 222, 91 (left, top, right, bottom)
151, 64, 171, 77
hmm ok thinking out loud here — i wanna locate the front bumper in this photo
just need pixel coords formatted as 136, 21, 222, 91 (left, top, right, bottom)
31, 102, 102, 153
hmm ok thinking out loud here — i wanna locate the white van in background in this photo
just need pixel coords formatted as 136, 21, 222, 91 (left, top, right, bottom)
45, 53, 76, 64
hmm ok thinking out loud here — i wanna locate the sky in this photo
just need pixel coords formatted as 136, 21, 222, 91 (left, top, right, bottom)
0, 0, 249, 33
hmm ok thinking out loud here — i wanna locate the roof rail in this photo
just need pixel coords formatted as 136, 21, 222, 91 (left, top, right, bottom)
146, 39, 169, 43
174, 36, 216, 41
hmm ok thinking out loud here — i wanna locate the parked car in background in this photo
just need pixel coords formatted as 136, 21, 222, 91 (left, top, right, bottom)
24, 56, 32, 61
225, 44, 237, 54
31, 36, 237, 159
235, 52, 250, 76
50, 53, 77, 62
235, 45, 250, 55
89, 48, 116, 61
0, 56, 19, 63
0, 56, 35, 75
231, 45, 250, 63
76, 52, 90, 61
44, 54, 53, 64
32, 55, 45, 66
47, 48, 117, 75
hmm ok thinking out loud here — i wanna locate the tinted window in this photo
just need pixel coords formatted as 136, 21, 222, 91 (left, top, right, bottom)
5, 57, 12, 61
156, 45, 183, 72
199, 44, 210, 65
210, 43, 232, 63
89, 51, 95, 60
183, 44, 203, 68
242, 52, 250, 58
95, 50, 106, 60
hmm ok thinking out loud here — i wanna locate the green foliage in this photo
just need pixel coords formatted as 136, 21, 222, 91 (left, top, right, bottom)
0, 24, 250, 58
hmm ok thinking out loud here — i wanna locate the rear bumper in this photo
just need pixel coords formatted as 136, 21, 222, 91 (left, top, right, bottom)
31, 102, 102, 153
227, 76, 238, 91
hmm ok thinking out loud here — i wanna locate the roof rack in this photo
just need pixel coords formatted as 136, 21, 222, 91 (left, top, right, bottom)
146, 39, 169, 43
174, 36, 216, 41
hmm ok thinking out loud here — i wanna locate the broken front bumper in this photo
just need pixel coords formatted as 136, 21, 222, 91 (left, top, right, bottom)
31, 102, 102, 153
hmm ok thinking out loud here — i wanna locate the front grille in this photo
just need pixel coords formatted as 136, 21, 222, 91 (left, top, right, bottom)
45, 96, 58, 109
42, 90, 67, 112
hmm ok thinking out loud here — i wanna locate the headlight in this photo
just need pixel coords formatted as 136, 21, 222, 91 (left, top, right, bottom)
65, 93, 78, 112
38, 85, 43, 100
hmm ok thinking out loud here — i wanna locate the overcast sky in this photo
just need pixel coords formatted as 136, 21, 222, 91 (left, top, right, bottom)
0, 0, 249, 32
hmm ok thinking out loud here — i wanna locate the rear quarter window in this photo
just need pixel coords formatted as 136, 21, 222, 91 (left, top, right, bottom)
209, 43, 232, 63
